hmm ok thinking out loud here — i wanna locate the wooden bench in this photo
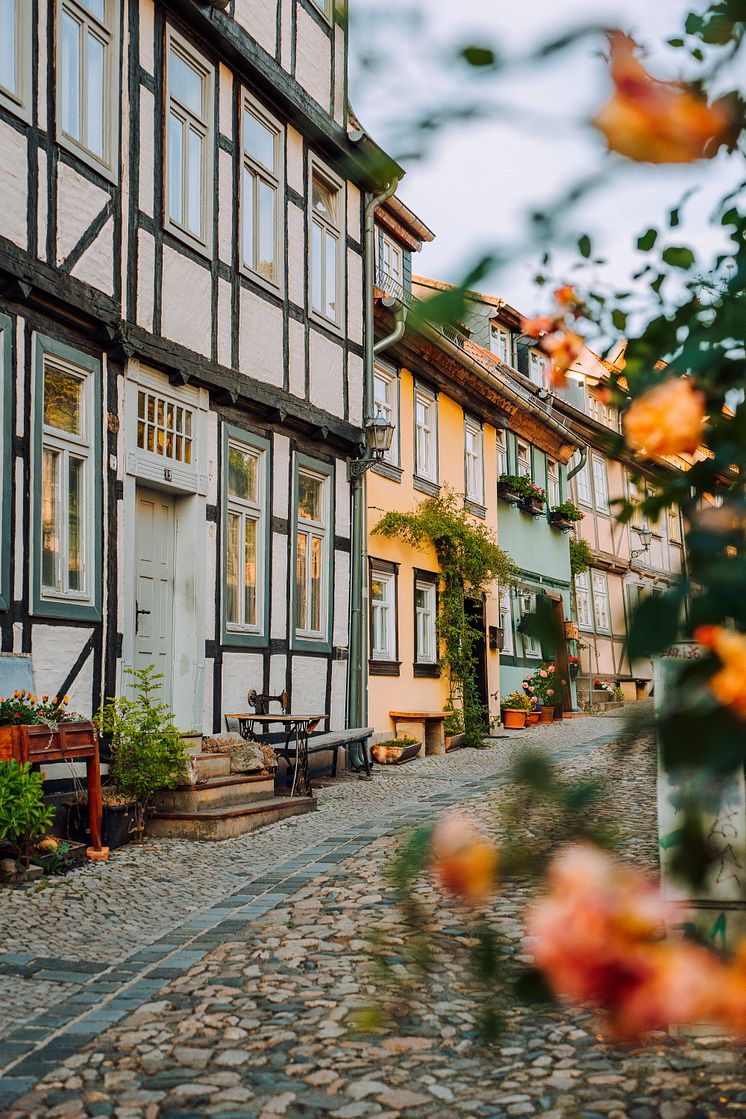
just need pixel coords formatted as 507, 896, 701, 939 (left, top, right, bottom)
389, 711, 446, 757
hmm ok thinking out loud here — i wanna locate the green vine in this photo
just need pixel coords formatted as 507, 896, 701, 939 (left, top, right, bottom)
373, 488, 515, 749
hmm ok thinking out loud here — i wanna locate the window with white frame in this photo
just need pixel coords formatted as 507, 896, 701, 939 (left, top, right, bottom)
547, 458, 560, 507
310, 163, 342, 326
310, 0, 332, 19
415, 579, 437, 664
136, 388, 194, 465
667, 503, 682, 544
379, 232, 404, 294
529, 349, 548, 387
370, 569, 396, 662
0, 0, 30, 118
517, 439, 531, 479
592, 454, 609, 513
574, 455, 592, 506
521, 592, 542, 657
165, 31, 213, 247
414, 387, 437, 482
490, 324, 511, 364
574, 571, 593, 629
464, 417, 484, 504
225, 439, 265, 635
498, 586, 514, 655
40, 355, 93, 602
58, 0, 117, 171
629, 476, 646, 529
591, 570, 610, 631
496, 429, 508, 477
373, 365, 399, 467
295, 466, 329, 640
241, 99, 282, 288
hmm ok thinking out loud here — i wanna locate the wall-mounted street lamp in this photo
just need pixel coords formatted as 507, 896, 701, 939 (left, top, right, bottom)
348, 408, 395, 480
630, 525, 653, 562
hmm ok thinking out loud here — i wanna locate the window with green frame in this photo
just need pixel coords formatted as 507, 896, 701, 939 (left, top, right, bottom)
221, 424, 270, 647
292, 454, 334, 651
0, 314, 12, 611
32, 334, 102, 620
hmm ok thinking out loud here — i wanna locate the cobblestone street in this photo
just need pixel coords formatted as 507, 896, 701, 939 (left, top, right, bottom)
2, 713, 745, 1118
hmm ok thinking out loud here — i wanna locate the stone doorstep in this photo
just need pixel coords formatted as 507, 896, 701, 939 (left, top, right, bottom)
193, 752, 231, 780
151, 774, 275, 813
146, 796, 316, 841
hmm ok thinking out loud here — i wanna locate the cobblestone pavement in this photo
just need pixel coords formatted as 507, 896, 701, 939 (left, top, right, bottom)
3, 713, 744, 1117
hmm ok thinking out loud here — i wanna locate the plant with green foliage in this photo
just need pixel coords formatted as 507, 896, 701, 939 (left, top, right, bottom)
0, 760, 55, 868
551, 500, 583, 523
569, 538, 593, 576
374, 488, 515, 749
443, 705, 464, 737
500, 691, 532, 712
498, 474, 547, 504
95, 666, 187, 841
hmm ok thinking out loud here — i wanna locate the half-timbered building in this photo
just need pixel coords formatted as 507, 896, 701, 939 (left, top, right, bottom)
0, 0, 398, 752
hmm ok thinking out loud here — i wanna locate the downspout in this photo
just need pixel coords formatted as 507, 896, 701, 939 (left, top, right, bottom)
347, 179, 400, 731
567, 442, 588, 481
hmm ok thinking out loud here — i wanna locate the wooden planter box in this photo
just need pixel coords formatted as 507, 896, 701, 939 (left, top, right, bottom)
520, 497, 546, 517
497, 484, 521, 505
549, 511, 575, 531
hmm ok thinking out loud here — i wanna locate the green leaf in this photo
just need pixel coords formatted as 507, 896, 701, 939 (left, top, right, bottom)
637, 228, 658, 252
611, 309, 628, 331
459, 45, 497, 67
667, 37, 685, 47
662, 246, 696, 270
628, 593, 683, 659
578, 234, 592, 259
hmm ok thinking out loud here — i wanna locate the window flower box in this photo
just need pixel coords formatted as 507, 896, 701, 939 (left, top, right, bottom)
498, 481, 521, 505
549, 501, 583, 531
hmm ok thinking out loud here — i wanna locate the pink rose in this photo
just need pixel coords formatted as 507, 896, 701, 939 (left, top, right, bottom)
522, 682, 529, 689
547, 689, 554, 696
540, 670, 548, 679
548, 665, 555, 672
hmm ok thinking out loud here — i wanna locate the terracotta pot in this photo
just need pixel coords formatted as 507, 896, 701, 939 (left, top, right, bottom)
527, 711, 540, 726
501, 708, 527, 729
539, 707, 555, 723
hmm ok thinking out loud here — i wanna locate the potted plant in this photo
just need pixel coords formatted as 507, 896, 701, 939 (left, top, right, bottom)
371, 737, 422, 765
500, 691, 531, 729
95, 666, 188, 844
527, 695, 541, 726
0, 759, 55, 879
498, 473, 524, 504
443, 706, 465, 751
549, 500, 584, 530
65, 786, 139, 850
0, 692, 91, 761
521, 481, 548, 516
524, 662, 563, 721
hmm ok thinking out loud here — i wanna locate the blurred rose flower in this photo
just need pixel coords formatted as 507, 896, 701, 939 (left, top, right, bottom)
694, 625, 746, 719
520, 314, 558, 339
543, 330, 584, 388
432, 814, 500, 904
623, 377, 705, 456
592, 31, 739, 164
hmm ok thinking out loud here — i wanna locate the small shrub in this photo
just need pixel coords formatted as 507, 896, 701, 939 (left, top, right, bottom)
570, 538, 593, 576
551, 500, 584, 522
0, 760, 55, 867
443, 707, 464, 736
500, 691, 532, 712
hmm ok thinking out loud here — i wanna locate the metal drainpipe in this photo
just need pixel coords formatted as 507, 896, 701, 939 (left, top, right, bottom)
347, 179, 399, 731
567, 442, 588, 480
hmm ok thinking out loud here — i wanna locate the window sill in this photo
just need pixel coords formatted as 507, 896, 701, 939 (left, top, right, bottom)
371, 461, 403, 483
413, 476, 440, 498
57, 131, 118, 185
164, 221, 213, 263
465, 498, 486, 519
33, 595, 102, 622
308, 308, 344, 340
238, 265, 285, 302
413, 662, 440, 679
222, 629, 269, 649
369, 660, 401, 677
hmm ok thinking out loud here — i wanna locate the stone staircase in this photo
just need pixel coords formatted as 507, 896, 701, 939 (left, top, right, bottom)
146, 748, 315, 841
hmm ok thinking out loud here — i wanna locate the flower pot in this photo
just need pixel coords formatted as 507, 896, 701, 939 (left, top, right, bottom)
501, 708, 527, 729
527, 711, 540, 726
67, 801, 137, 849
539, 707, 555, 723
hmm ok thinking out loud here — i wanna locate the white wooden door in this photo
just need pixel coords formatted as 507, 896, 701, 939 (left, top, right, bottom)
134, 488, 175, 706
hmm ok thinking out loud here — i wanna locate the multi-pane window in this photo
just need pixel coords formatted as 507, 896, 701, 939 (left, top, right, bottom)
379, 233, 403, 294
496, 429, 508, 477
58, 0, 116, 170
310, 165, 342, 326
295, 467, 328, 640
574, 571, 593, 629
242, 100, 282, 288
41, 356, 92, 601
498, 586, 514, 655
668, 504, 682, 544
373, 366, 398, 466
464, 417, 484, 504
592, 571, 610, 631
517, 439, 531, 479
166, 32, 212, 246
310, 0, 332, 18
225, 441, 264, 635
574, 458, 592, 505
370, 569, 396, 662
547, 458, 560, 507
490, 324, 511, 364
592, 454, 609, 513
414, 387, 437, 482
415, 579, 437, 664
529, 349, 548, 387
629, 476, 646, 529
521, 592, 542, 657
0, 0, 30, 117
137, 390, 193, 464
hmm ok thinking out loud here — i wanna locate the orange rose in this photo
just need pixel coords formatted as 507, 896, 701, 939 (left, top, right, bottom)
520, 315, 558, 340
431, 814, 499, 903
694, 625, 746, 719
592, 31, 738, 164
542, 330, 584, 388
623, 377, 705, 456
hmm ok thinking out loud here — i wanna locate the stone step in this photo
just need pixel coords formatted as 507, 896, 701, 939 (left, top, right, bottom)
193, 752, 231, 780
152, 774, 274, 813
146, 796, 316, 841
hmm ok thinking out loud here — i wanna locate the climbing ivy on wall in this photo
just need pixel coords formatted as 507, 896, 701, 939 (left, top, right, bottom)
374, 488, 515, 748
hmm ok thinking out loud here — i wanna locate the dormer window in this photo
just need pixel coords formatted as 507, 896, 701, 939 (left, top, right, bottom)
529, 348, 549, 388
379, 232, 404, 296
490, 324, 511, 365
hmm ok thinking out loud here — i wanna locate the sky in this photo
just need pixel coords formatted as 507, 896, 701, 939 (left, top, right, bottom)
348, 0, 740, 316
